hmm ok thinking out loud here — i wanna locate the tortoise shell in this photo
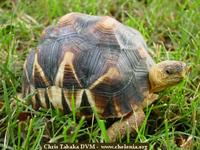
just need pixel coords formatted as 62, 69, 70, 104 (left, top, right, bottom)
22, 13, 154, 118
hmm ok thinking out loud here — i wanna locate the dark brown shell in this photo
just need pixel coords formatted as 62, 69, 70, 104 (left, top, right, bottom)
22, 13, 154, 118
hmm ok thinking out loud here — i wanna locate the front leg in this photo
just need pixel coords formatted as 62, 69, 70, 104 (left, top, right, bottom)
107, 106, 145, 143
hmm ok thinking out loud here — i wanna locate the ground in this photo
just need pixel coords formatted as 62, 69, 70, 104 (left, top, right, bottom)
0, 0, 200, 149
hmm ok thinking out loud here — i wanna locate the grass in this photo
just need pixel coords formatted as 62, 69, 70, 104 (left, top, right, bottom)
0, 0, 200, 149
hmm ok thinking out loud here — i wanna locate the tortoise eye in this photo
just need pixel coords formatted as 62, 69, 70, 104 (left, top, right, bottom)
165, 68, 173, 75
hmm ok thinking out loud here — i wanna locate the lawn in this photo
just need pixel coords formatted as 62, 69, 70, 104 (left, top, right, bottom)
0, 0, 200, 149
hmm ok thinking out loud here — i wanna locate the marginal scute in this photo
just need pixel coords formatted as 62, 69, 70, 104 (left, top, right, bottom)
61, 90, 71, 114
61, 89, 72, 111
79, 90, 93, 115
44, 89, 51, 109
113, 98, 123, 117
46, 86, 63, 110
62, 89, 84, 109
89, 94, 106, 116
37, 88, 47, 108
102, 99, 116, 117
31, 95, 36, 109
30, 85, 37, 109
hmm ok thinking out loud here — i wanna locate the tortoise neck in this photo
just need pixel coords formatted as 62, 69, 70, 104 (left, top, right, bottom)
149, 65, 165, 93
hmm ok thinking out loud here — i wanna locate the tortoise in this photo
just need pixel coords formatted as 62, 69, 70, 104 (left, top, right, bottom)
22, 12, 187, 142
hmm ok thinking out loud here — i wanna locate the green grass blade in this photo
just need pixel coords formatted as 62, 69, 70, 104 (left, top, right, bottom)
23, 118, 34, 150
71, 116, 85, 143
31, 127, 45, 150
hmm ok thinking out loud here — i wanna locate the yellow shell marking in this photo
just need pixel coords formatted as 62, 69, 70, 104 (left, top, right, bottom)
55, 51, 82, 87
47, 86, 63, 110
85, 89, 103, 114
113, 99, 122, 117
63, 89, 84, 109
30, 85, 36, 108
58, 12, 77, 26
33, 53, 49, 86
97, 16, 116, 29
138, 46, 149, 59
75, 89, 84, 108
37, 88, 47, 108
89, 67, 120, 89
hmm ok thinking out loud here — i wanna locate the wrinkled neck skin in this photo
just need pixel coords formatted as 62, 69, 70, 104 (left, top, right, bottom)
149, 65, 166, 93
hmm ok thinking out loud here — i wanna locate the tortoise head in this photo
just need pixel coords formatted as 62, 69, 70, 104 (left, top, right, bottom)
149, 60, 187, 92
